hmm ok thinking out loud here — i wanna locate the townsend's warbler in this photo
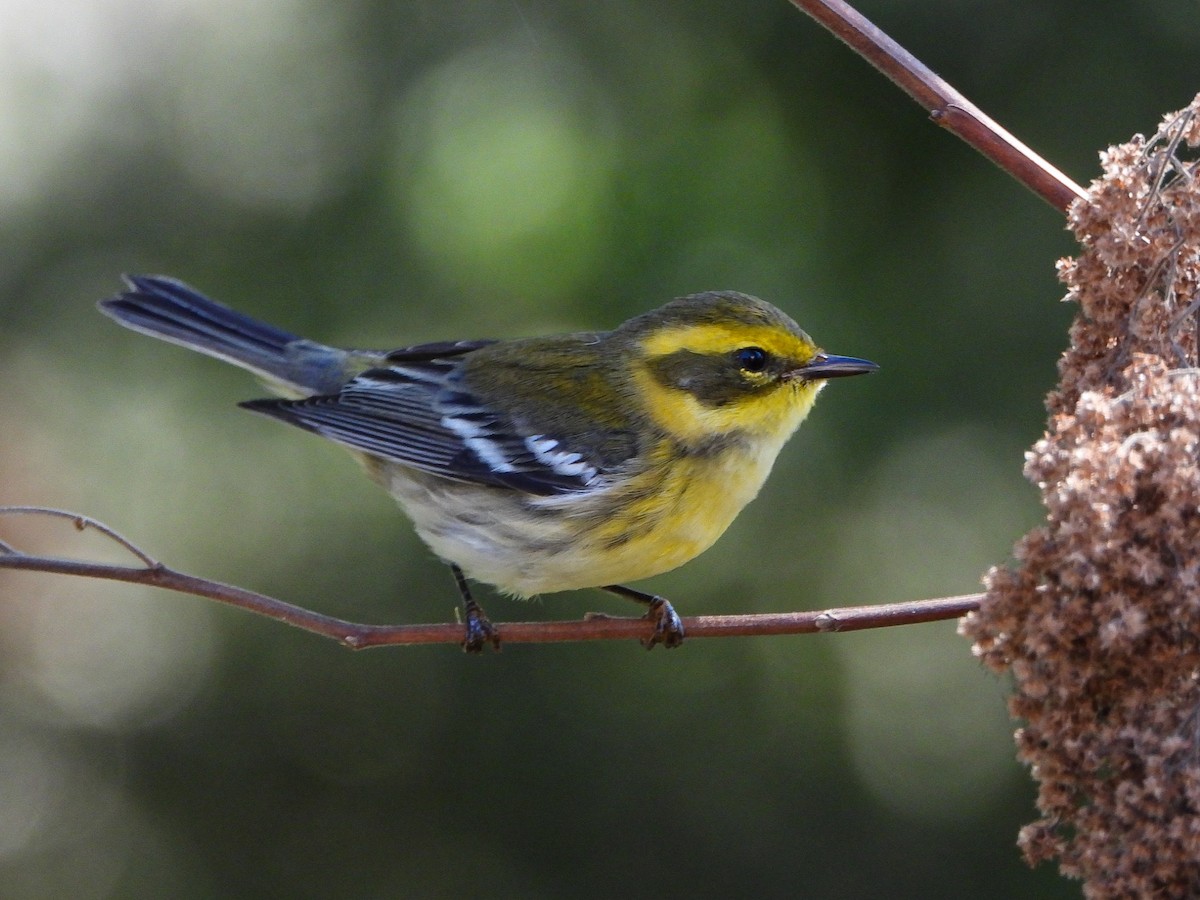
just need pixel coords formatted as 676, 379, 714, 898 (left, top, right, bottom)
100, 276, 877, 650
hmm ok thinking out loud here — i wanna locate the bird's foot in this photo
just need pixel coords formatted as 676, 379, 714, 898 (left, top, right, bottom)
641, 595, 685, 650
460, 598, 500, 653
601, 584, 686, 649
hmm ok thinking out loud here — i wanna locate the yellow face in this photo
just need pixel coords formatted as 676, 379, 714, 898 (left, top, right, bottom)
631, 319, 827, 446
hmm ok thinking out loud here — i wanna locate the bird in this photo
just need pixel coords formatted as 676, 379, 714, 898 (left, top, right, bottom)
99, 275, 877, 651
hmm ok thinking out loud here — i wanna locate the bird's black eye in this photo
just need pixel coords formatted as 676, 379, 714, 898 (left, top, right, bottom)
735, 346, 769, 372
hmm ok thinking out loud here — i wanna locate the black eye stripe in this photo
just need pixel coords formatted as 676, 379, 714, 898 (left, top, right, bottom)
735, 346, 769, 372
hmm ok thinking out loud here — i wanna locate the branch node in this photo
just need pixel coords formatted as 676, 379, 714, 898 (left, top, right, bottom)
814, 611, 841, 632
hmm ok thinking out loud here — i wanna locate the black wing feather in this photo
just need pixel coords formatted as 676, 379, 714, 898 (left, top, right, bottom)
240, 347, 603, 495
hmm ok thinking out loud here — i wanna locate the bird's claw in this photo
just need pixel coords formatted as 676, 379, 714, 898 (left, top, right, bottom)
461, 600, 500, 653
641, 596, 685, 649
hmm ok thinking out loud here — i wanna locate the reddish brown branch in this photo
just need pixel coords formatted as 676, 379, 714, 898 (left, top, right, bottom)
0, 507, 980, 649
788, 0, 1087, 212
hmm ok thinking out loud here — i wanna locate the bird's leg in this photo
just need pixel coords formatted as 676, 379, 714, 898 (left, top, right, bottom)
451, 564, 499, 653
601, 584, 685, 649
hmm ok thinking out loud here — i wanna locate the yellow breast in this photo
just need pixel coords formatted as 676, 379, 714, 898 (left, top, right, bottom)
565, 429, 794, 587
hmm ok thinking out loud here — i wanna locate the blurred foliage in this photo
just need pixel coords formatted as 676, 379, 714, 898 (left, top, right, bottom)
0, 0, 1191, 897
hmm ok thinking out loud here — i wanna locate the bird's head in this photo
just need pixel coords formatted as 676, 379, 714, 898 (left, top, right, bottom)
618, 291, 877, 446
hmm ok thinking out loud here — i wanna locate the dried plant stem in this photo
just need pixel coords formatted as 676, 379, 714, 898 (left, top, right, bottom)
962, 97, 1200, 895
788, 0, 1087, 212
0, 506, 979, 648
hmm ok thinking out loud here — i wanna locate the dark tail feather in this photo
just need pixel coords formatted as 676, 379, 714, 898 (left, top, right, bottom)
100, 274, 298, 358
99, 275, 346, 396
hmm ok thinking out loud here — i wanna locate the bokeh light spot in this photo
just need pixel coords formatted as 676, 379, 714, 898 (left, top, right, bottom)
828, 429, 1035, 822
392, 35, 617, 307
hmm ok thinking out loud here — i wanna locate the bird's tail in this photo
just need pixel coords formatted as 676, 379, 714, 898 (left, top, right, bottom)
98, 275, 353, 397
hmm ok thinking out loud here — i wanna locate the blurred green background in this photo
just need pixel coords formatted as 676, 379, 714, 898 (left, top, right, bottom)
0, 0, 1191, 897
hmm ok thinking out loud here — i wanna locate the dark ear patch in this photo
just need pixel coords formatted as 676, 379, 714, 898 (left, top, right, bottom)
646, 348, 772, 407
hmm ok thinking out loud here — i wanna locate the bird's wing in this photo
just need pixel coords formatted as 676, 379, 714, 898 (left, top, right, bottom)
240, 340, 617, 495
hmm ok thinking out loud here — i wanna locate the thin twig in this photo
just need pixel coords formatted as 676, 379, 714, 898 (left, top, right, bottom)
788, 0, 1087, 213
0, 505, 159, 567
0, 506, 981, 649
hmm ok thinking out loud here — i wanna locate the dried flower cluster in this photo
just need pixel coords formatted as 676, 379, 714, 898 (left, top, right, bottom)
962, 95, 1200, 898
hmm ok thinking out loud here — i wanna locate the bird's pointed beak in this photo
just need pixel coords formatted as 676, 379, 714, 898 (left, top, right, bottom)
787, 353, 879, 382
